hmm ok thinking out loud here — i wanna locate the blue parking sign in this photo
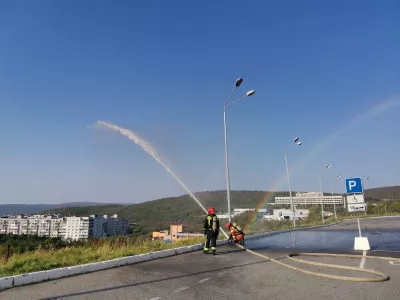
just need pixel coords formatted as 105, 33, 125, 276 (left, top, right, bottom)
345, 177, 363, 194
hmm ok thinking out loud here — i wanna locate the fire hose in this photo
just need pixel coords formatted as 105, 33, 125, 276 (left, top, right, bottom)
234, 244, 400, 282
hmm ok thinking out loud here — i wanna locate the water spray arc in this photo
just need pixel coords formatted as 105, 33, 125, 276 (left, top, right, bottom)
94, 122, 400, 283
95, 121, 229, 238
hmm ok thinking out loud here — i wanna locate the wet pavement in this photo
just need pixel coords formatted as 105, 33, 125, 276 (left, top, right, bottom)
246, 216, 400, 254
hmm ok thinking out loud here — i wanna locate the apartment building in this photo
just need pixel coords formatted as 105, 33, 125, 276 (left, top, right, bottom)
105, 214, 129, 236
0, 214, 129, 241
0, 214, 63, 237
91, 215, 108, 238
275, 192, 344, 206
62, 216, 92, 241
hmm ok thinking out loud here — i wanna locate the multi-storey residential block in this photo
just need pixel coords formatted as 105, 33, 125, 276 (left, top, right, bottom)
0, 214, 63, 237
0, 214, 129, 241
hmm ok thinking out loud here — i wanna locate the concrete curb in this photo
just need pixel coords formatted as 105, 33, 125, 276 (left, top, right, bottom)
0, 222, 340, 291
0, 240, 230, 291
344, 215, 400, 221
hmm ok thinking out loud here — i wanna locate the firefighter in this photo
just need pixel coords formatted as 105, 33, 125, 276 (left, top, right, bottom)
203, 206, 220, 255
225, 221, 245, 246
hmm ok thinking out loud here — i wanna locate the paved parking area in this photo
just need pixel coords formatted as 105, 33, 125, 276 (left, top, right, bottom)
2, 217, 400, 300
3, 247, 400, 300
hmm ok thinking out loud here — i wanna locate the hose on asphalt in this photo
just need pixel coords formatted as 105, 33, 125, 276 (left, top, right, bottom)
235, 244, 400, 282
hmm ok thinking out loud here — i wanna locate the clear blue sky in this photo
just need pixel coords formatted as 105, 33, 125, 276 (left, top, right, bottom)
0, 1, 399, 204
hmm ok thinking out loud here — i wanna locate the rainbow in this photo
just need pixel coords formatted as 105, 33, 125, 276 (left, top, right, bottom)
247, 95, 400, 230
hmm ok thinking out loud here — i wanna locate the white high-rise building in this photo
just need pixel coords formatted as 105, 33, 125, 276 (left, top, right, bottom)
61, 216, 92, 241
274, 192, 344, 206
0, 215, 63, 237
62, 215, 128, 240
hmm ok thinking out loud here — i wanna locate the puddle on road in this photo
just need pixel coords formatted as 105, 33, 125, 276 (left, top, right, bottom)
246, 230, 400, 252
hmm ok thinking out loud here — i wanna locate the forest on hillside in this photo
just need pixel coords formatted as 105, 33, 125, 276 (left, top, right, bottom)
40, 187, 400, 236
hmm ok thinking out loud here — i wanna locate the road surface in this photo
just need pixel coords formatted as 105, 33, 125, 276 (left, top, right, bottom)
2, 217, 400, 300
246, 216, 400, 253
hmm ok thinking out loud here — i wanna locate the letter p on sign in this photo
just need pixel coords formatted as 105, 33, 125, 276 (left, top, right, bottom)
349, 181, 357, 190
346, 178, 363, 194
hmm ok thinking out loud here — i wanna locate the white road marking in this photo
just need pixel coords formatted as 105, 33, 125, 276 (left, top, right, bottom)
217, 272, 226, 276
150, 298, 162, 300
372, 250, 400, 253
198, 278, 211, 283
389, 261, 400, 265
174, 286, 189, 293
359, 251, 367, 269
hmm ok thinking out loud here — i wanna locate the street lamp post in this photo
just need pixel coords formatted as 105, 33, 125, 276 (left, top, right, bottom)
319, 173, 325, 224
223, 78, 255, 222
363, 176, 370, 216
324, 164, 337, 221
336, 175, 346, 207
285, 138, 302, 227
332, 182, 337, 220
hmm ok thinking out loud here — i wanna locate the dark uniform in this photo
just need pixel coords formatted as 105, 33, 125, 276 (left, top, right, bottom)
203, 206, 219, 255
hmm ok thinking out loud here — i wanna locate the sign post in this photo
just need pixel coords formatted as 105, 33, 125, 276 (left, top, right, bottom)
357, 213, 362, 237
345, 177, 370, 251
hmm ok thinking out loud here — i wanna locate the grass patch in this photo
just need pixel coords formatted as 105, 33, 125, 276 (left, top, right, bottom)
0, 236, 205, 277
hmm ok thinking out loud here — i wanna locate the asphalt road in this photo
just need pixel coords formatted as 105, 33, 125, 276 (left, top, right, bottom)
2, 217, 400, 300
246, 216, 400, 253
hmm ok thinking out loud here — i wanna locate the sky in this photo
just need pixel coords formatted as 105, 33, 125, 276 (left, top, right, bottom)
0, 1, 399, 204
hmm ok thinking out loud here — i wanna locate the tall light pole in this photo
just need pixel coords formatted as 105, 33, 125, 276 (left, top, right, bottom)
362, 176, 370, 215
285, 137, 302, 227
319, 166, 327, 224
319, 164, 333, 224
224, 78, 255, 222
324, 164, 337, 221
319, 174, 324, 223
336, 175, 346, 207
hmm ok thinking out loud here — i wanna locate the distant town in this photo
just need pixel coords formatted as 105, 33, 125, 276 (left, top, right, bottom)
0, 191, 388, 243
0, 214, 129, 241
216, 192, 343, 220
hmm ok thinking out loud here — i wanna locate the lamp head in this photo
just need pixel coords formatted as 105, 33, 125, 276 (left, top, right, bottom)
235, 78, 243, 87
246, 90, 255, 96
